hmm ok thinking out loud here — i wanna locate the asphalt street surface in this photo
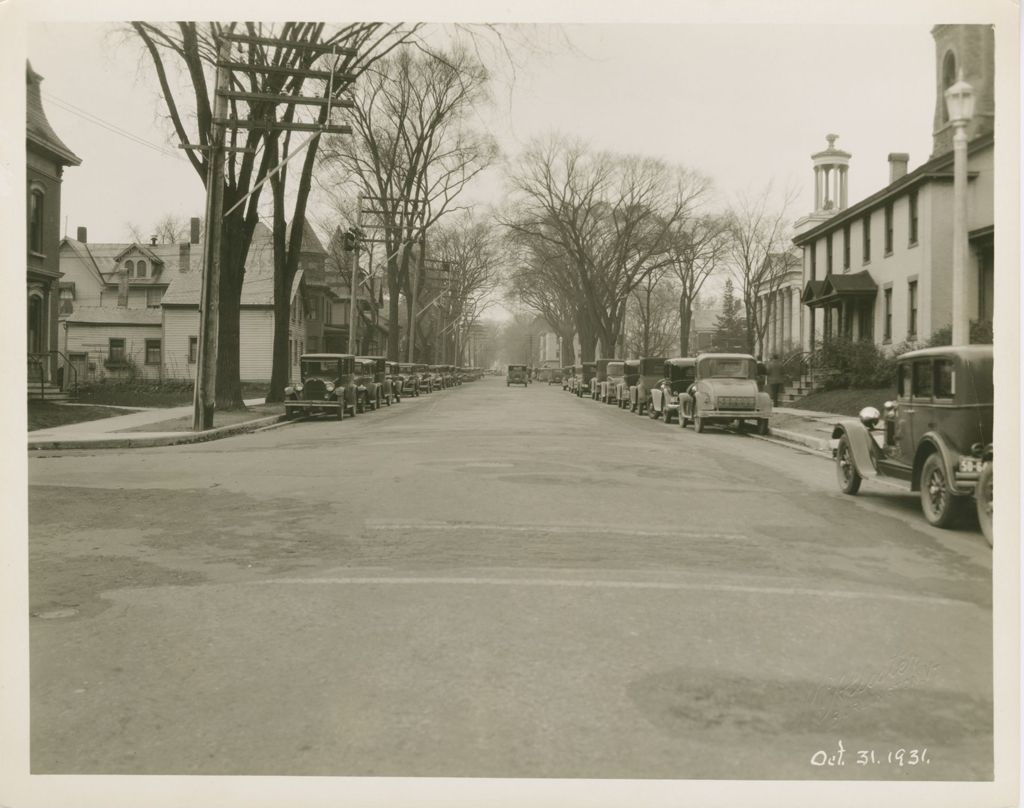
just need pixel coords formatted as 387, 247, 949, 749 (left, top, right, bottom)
28, 377, 993, 779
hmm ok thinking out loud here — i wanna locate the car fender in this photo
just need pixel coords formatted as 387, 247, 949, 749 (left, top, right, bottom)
831, 420, 880, 479
911, 433, 962, 493
651, 388, 663, 410
756, 391, 773, 414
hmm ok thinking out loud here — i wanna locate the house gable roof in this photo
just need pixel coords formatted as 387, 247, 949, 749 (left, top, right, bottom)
61, 238, 198, 286
162, 221, 303, 307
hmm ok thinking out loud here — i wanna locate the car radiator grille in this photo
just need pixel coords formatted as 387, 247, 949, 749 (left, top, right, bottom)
717, 396, 755, 410
302, 379, 327, 400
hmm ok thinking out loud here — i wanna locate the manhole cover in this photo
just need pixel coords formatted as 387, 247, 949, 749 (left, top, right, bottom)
33, 607, 78, 619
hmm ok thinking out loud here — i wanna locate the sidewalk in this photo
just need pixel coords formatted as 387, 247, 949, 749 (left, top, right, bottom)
765, 406, 844, 455
28, 398, 284, 450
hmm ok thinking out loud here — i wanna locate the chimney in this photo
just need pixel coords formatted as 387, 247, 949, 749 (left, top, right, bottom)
150, 235, 158, 246
888, 153, 909, 183
76, 226, 87, 243
179, 242, 190, 272
190, 217, 201, 244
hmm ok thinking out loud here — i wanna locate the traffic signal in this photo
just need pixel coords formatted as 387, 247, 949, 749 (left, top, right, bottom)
343, 229, 357, 252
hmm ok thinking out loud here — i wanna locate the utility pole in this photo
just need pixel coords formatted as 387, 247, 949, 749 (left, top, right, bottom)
348, 193, 362, 354
192, 38, 230, 432
407, 234, 425, 362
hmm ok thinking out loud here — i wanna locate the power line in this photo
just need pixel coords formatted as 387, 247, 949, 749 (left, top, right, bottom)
42, 92, 182, 160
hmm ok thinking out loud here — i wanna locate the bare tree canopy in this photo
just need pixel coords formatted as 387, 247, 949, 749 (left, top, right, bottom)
665, 212, 731, 355
429, 211, 504, 364
128, 21, 423, 407
318, 45, 498, 361
726, 183, 798, 355
503, 135, 707, 360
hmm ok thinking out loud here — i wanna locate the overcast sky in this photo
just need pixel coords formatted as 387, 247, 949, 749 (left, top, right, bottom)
25, 19, 941, 247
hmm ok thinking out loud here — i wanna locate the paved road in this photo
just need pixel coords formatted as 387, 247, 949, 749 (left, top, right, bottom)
28, 377, 992, 779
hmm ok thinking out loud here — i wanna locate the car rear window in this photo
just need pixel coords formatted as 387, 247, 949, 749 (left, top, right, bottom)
933, 359, 955, 398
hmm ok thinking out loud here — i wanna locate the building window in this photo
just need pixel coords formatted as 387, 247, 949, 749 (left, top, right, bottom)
826, 233, 833, 276
136, 260, 147, 278
109, 338, 126, 362
146, 287, 163, 307
125, 259, 135, 278
862, 213, 871, 263
908, 280, 918, 338
842, 224, 850, 270
29, 188, 45, 254
145, 339, 161, 365
809, 241, 817, 281
883, 288, 893, 342
188, 336, 198, 363
908, 191, 918, 246
941, 51, 957, 124
884, 203, 893, 255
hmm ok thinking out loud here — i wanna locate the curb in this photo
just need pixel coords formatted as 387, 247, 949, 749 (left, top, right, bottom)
759, 426, 832, 455
28, 414, 288, 451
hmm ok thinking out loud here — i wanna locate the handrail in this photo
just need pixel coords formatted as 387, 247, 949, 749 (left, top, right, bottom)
27, 350, 79, 398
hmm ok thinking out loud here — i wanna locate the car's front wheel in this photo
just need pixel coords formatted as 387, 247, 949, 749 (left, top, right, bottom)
920, 453, 963, 528
976, 461, 993, 546
693, 408, 705, 433
835, 435, 861, 495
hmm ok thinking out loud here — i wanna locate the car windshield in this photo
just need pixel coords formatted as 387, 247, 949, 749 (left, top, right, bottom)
699, 357, 754, 379
301, 360, 339, 377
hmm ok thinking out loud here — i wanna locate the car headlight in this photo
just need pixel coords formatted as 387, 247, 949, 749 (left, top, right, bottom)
294, 383, 304, 393
284, 385, 294, 395
859, 406, 881, 429
325, 382, 335, 392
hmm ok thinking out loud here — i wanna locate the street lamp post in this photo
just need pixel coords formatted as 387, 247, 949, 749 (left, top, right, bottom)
945, 70, 975, 345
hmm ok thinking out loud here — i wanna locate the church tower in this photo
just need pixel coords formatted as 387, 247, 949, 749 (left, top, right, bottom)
930, 24, 995, 158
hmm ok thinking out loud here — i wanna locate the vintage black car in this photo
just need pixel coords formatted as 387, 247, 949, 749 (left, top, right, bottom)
831, 345, 993, 541
353, 357, 383, 412
648, 358, 696, 423
547, 365, 564, 385
592, 358, 612, 401
630, 356, 666, 414
398, 363, 421, 397
413, 363, 433, 393
615, 360, 640, 408
507, 364, 529, 387
359, 356, 394, 407
285, 353, 356, 420
385, 361, 403, 404
577, 362, 596, 397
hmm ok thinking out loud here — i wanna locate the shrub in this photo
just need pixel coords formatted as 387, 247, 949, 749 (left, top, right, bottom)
814, 337, 896, 390
927, 325, 952, 346
970, 318, 993, 344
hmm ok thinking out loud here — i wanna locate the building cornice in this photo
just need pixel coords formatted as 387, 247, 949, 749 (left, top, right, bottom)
792, 132, 993, 246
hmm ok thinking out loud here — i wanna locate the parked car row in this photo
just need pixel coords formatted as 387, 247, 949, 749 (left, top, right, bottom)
562, 352, 773, 435
285, 354, 484, 420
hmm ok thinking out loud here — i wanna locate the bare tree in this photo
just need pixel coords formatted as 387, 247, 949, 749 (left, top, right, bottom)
665, 213, 731, 355
430, 212, 503, 364
318, 45, 498, 361
626, 267, 678, 358
504, 225, 579, 365
727, 183, 798, 355
503, 136, 705, 360
153, 214, 190, 244
129, 21, 421, 408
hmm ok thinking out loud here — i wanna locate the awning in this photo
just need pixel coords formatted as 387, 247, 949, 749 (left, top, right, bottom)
804, 271, 877, 307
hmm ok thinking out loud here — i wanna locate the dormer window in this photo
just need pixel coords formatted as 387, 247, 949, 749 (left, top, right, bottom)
125, 259, 135, 278
136, 259, 147, 278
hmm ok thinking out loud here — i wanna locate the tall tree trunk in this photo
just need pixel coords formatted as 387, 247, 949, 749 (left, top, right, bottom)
268, 276, 292, 402
559, 330, 576, 365
387, 271, 402, 360
679, 293, 692, 356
